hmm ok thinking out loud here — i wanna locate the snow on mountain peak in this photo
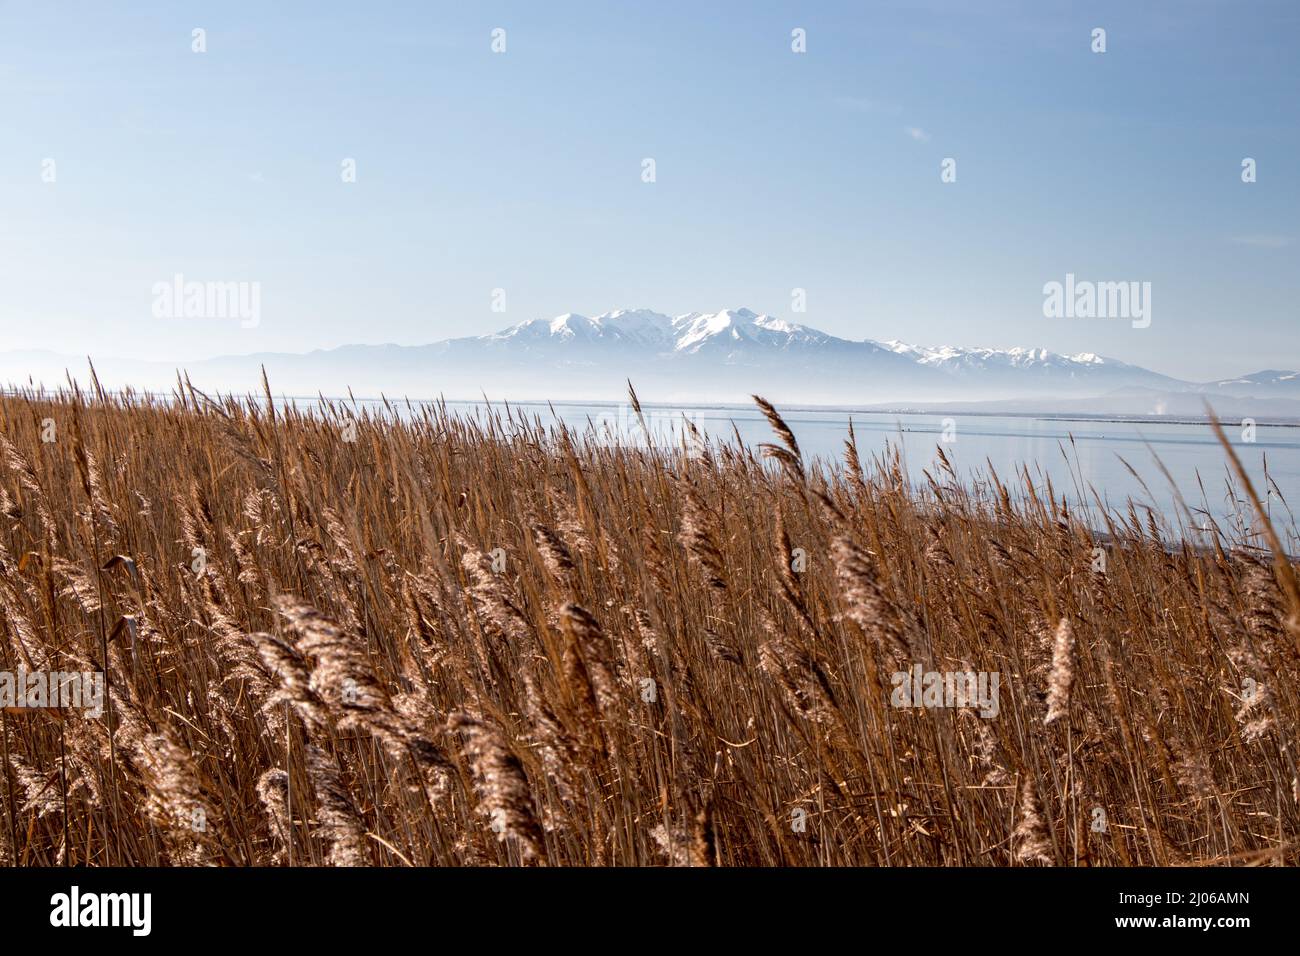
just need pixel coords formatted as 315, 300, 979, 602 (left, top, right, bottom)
673, 310, 743, 350
588, 309, 675, 344
548, 313, 593, 336
493, 310, 676, 348
671, 308, 825, 352
884, 340, 1112, 370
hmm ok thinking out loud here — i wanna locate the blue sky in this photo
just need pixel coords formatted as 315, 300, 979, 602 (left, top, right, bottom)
1, 0, 1296, 380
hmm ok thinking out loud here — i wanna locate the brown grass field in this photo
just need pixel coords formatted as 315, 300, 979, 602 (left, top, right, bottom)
0, 376, 1297, 867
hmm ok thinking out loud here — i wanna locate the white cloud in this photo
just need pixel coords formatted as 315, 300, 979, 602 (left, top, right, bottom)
904, 126, 931, 143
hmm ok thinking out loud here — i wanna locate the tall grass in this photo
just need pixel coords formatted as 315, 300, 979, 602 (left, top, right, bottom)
0, 376, 1296, 866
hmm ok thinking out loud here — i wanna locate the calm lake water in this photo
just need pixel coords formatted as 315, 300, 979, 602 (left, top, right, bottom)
366, 399, 1300, 550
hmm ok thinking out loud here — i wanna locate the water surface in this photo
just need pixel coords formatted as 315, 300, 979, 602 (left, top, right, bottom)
361, 398, 1300, 550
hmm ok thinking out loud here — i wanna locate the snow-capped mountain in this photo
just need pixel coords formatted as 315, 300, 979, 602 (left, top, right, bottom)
671, 308, 835, 353
881, 339, 1186, 392
490, 309, 678, 350
1, 308, 1295, 412
486, 308, 844, 355
885, 340, 1111, 371
456, 307, 1184, 397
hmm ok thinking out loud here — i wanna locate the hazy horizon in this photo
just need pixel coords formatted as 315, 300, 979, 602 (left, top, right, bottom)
0, 302, 1290, 385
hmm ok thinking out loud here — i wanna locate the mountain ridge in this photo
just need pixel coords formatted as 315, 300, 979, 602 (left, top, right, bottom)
1, 308, 1296, 411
